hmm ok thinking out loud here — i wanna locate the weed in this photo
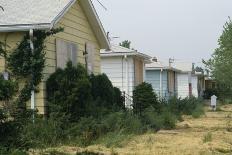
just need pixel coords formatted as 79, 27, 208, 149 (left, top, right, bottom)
76, 151, 103, 155
203, 132, 213, 143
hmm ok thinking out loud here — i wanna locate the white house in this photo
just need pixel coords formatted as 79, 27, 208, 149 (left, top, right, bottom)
173, 62, 205, 98
101, 45, 151, 107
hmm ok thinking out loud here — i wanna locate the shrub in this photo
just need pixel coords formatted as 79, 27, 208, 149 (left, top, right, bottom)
90, 74, 124, 111
203, 89, 218, 99
133, 82, 159, 115
46, 62, 92, 121
167, 96, 204, 117
142, 107, 177, 130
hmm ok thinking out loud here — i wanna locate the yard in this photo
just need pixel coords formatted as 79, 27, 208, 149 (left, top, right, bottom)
34, 104, 232, 155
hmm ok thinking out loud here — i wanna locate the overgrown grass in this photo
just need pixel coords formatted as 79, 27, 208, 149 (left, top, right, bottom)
203, 132, 213, 143
76, 151, 103, 155
226, 114, 232, 132
95, 132, 133, 148
0, 147, 28, 155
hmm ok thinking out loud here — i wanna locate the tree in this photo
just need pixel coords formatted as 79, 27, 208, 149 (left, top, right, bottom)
133, 82, 159, 116
204, 18, 232, 99
119, 40, 131, 49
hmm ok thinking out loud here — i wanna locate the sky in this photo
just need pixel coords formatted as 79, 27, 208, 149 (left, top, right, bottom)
92, 0, 232, 64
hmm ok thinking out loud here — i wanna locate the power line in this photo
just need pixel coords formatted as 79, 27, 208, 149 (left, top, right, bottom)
95, 0, 107, 11
0, 6, 4, 11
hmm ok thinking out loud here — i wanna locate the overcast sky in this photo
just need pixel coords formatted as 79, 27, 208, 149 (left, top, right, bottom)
92, 0, 232, 64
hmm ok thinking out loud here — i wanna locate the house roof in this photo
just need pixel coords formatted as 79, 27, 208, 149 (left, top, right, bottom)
0, 0, 110, 49
146, 61, 180, 72
100, 44, 151, 62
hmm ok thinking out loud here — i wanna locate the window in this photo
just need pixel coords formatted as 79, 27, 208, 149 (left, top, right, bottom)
86, 43, 95, 73
56, 39, 78, 69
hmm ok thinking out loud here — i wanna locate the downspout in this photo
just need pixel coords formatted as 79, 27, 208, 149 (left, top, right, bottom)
29, 29, 35, 123
160, 68, 163, 98
143, 61, 146, 82
124, 54, 129, 107
3, 33, 9, 80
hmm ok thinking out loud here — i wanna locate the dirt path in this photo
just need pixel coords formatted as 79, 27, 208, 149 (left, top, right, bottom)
35, 105, 232, 155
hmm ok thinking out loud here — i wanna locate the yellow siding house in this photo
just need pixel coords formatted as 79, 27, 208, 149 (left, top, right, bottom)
0, 0, 110, 114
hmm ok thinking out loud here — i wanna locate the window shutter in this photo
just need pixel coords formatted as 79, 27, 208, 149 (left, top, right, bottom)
70, 43, 78, 66
56, 39, 68, 69
86, 43, 95, 73
56, 39, 78, 68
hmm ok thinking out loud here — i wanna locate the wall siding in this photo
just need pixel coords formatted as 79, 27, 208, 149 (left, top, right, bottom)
101, 56, 135, 99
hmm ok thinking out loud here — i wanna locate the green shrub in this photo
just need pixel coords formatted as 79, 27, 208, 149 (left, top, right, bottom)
90, 74, 124, 111
167, 96, 204, 117
142, 107, 176, 130
159, 110, 177, 129
46, 62, 92, 121
133, 82, 159, 115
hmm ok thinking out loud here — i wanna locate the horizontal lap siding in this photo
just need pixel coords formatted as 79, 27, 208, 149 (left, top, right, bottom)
177, 73, 189, 98
101, 57, 135, 97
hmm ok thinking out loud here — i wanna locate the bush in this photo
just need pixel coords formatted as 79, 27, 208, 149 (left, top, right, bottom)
203, 89, 218, 99
133, 82, 159, 115
167, 96, 204, 117
141, 107, 176, 130
90, 74, 124, 111
46, 62, 92, 121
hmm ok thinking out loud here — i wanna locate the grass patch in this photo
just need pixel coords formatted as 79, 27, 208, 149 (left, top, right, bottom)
192, 104, 205, 118
226, 114, 232, 132
95, 132, 133, 148
43, 150, 70, 155
76, 151, 104, 155
215, 148, 232, 154
203, 132, 213, 143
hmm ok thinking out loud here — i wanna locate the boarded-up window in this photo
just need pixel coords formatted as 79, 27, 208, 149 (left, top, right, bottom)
56, 39, 78, 69
86, 43, 95, 73
168, 71, 175, 93
134, 58, 144, 86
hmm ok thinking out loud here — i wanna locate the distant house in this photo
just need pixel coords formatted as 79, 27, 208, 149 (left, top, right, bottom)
146, 61, 205, 99
173, 62, 205, 98
101, 45, 151, 107
0, 0, 110, 114
145, 61, 180, 99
